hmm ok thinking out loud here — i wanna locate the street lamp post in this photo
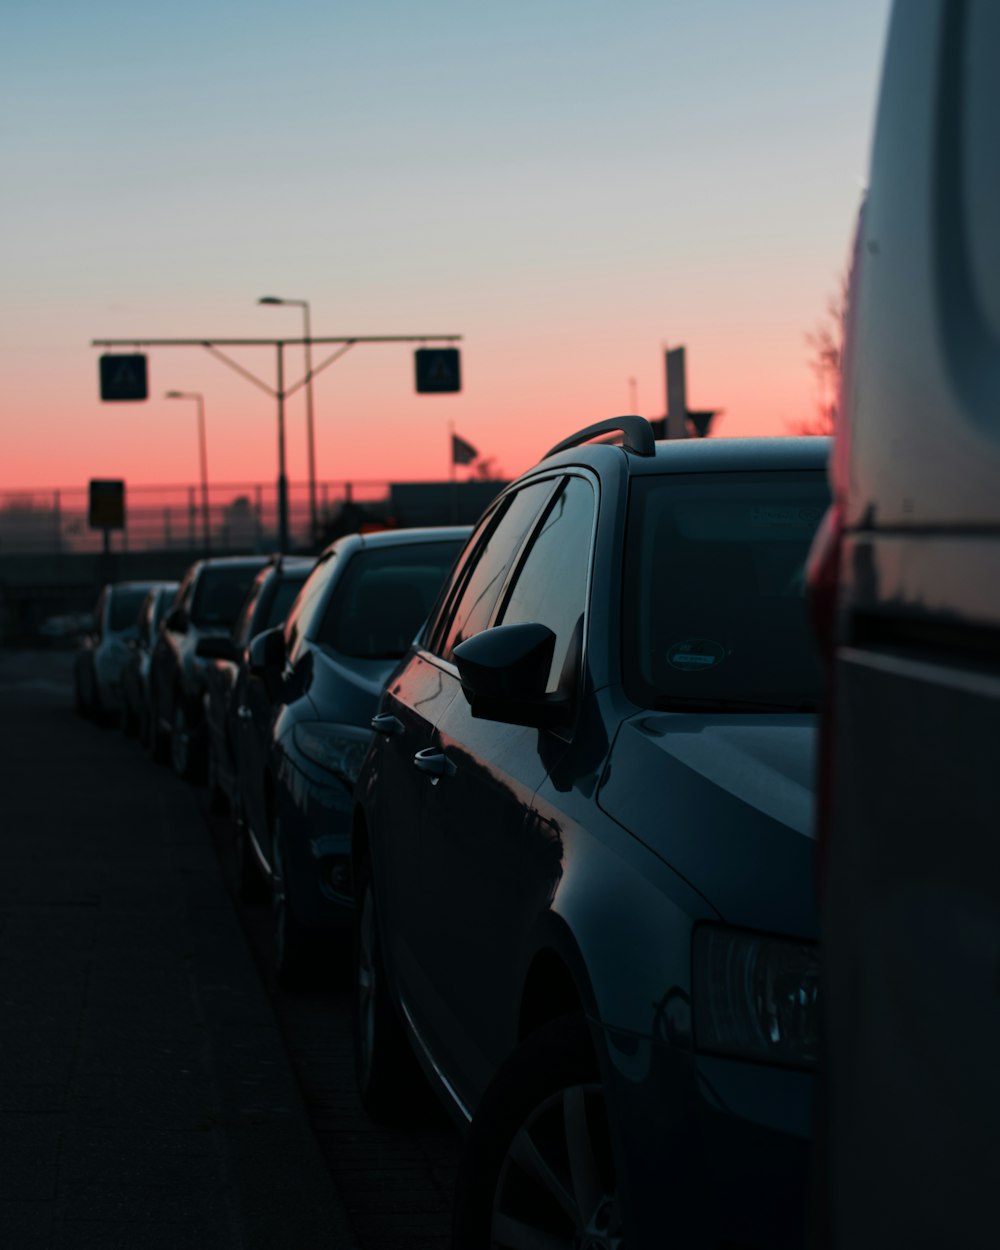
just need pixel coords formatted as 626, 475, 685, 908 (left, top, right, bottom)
258, 296, 316, 541
165, 390, 211, 555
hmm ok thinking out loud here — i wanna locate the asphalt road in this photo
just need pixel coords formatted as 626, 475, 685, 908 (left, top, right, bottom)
0, 649, 459, 1249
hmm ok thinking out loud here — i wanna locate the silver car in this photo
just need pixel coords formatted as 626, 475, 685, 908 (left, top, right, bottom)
73, 581, 161, 721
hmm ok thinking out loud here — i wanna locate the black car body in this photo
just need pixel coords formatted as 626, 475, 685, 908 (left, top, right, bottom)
234, 527, 469, 983
353, 422, 829, 1249
200, 555, 314, 812
148, 555, 269, 777
120, 582, 178, 739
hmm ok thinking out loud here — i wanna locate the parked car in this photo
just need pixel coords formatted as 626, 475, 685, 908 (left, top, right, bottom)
148, 555, 269, 778
353, 419, 829, 1250
234, 527, 469, 984
120, 582, 178, 740
200, 555, 314, 813
807, 4, 1000, 1247
74, 581, 163, 721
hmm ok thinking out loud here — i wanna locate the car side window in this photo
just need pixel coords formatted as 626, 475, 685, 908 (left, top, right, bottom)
435, 479, 557, 662
496, 475, 595, 693
233, 576, 265, 649
284, 553, 336, 664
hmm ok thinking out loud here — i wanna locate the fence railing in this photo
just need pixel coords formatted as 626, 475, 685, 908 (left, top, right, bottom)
0, 480, 393, 556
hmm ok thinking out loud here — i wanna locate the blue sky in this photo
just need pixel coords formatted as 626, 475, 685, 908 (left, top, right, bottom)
2, 0, 891, 488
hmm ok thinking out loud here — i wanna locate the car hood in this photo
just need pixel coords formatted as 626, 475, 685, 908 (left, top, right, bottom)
597, 711, 819, 938
300, 644, 400, 727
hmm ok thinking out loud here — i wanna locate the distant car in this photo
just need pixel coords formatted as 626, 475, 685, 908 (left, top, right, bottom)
200, 555, 314, 814
74, 581, 163, 721
234, 527, 469, 984
119, 583, 178, 740
808, 4, 1000, 1246
353, 419, 829, 1250
148, 555, 269, 778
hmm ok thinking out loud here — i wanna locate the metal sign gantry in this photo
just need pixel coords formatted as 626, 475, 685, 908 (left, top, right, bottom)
91, 333, 463, 552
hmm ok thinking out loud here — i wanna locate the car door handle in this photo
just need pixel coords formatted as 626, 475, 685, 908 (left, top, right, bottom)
237, 705, 253, 721
371, 713, 403, 736
413, 748, 455, 779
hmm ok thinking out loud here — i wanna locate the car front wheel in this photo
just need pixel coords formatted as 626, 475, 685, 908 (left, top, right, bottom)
353, 856, 428, 1124
452, 1014, 622, 1250
272, 818, 312, 987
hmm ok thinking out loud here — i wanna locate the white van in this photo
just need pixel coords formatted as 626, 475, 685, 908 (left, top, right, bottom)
809, 3, 1000, 1247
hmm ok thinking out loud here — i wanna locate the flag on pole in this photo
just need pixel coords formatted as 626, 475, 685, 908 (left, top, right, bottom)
451, 433, 478, 466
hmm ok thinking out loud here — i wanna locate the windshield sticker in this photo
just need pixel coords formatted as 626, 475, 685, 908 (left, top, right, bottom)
667, 639, 726, 672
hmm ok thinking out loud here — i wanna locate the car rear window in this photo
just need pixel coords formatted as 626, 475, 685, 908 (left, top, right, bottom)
191, 565, 263, 628
622, 470, 829, 711
264, 573, 310, 631
109, 587, 149, 632
316, 541, 465, 659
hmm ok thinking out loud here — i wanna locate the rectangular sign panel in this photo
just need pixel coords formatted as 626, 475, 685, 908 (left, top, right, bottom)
99, 354, 148, 401
415, 347, 461, 394
89, 479, 125, 530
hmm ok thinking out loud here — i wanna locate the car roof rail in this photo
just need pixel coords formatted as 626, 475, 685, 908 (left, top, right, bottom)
543, 415, 655, 460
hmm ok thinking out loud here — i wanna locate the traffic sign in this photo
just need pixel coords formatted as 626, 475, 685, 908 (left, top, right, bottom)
99, 354, 148, 401
415, 348, 461, 394
89, 479, 125, 530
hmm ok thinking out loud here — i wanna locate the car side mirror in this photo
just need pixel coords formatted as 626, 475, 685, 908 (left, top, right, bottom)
247, 626, 286, 678
165, 607, 188, 634
453, 623, 569, 729
196, 635, 239, 663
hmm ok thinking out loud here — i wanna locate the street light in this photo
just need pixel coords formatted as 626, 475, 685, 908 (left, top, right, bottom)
164, 390, 211, 555
258, 295, 317, 541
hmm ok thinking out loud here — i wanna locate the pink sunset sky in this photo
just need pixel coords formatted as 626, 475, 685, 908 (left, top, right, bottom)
2, 1, 890, 494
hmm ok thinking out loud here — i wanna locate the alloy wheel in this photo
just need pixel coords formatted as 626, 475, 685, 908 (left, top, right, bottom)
356, 884, 378, 1090
492, 1083, 622, 1250
171, 700, 189, 776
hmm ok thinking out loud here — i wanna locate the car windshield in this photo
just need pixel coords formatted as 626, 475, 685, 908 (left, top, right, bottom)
109, 587, 149, 632
622, 470, 829, 711
316, 540, 465, 659
191, 565, 262, 628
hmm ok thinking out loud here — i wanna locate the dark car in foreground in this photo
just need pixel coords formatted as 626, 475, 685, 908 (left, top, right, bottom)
808, 4, 1000, 1246
74, 580, 163, 721
200, 555, 314, 813
353, 420, 828, 1249
235, 527, 469, 984
148, 555, 269, 778
120, 582, 178, 741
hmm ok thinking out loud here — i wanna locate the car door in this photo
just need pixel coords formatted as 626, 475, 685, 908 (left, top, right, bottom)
372, 482, 560, 1030
412, 474, 596, 1107
236, 556, 333, 860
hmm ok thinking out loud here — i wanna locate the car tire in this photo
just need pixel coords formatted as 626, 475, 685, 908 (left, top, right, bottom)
74, 669, 87, 718
451, 1013, 622, 1250
272, 818, 312, 988
353, 856, 429, 1123
207, 737, 228, 814
147, 693, 168, 764
234, 808, 268, 904
170, 695, 204, 782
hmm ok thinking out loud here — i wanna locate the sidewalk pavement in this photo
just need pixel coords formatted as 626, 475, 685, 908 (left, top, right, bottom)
0, 651, 359, 1249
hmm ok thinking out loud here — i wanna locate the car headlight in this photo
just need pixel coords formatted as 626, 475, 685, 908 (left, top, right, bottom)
292, 723, 370, 786
692, 925, 820, 1069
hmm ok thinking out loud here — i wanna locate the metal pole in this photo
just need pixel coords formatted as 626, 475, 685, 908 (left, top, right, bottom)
196, 394, 211, 556
276, 344, 289, 553
303, 303, 317, 542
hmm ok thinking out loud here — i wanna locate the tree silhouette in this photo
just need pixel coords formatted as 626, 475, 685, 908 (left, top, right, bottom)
791, 276, 848, 436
